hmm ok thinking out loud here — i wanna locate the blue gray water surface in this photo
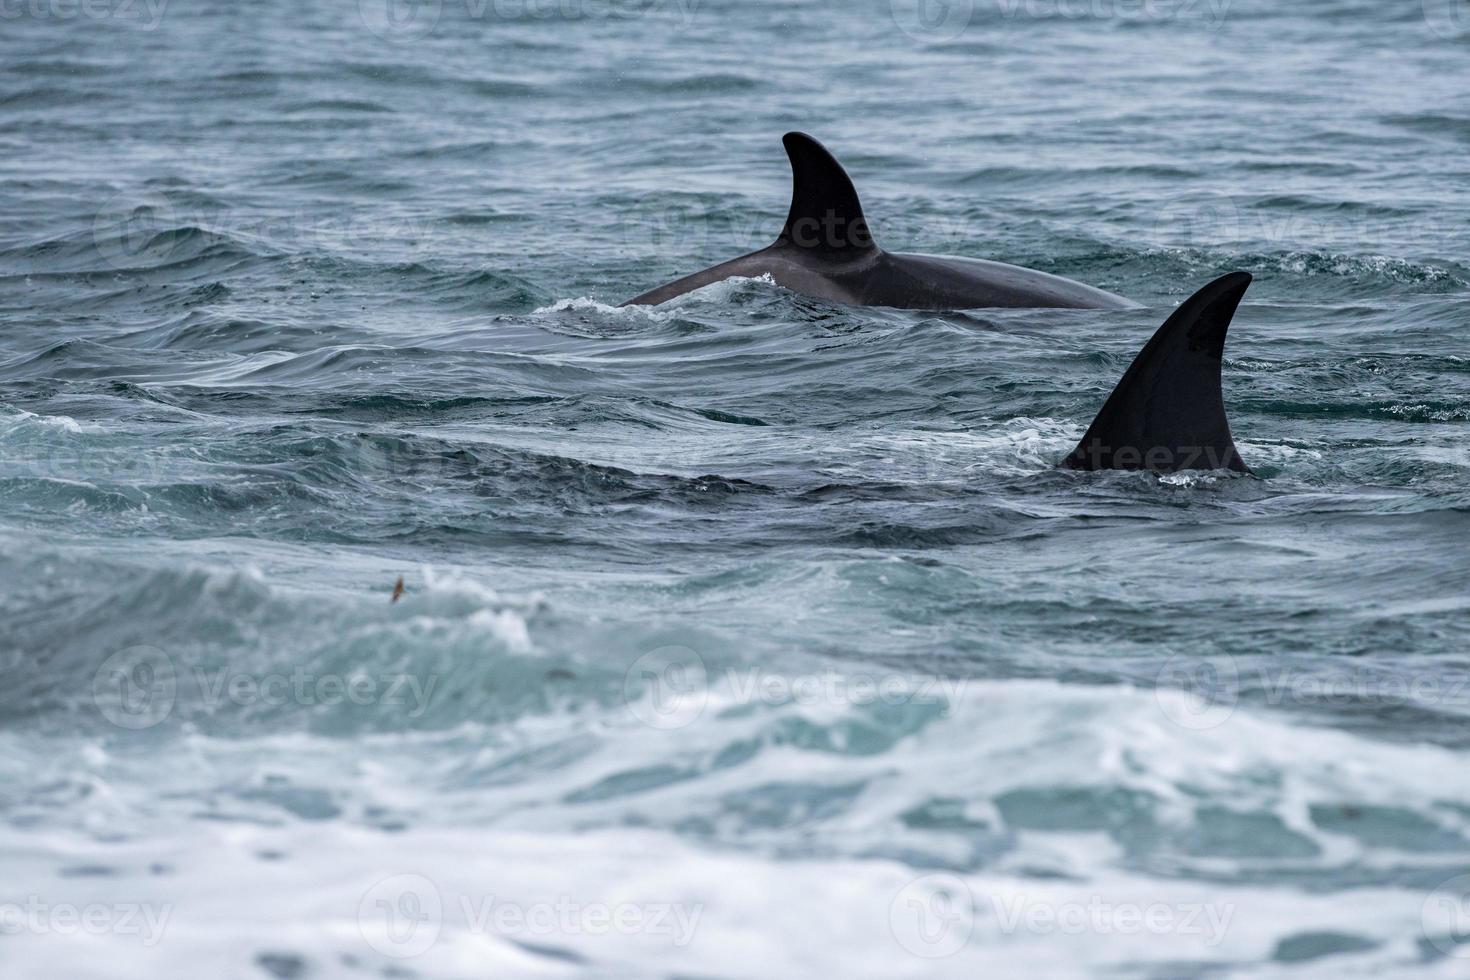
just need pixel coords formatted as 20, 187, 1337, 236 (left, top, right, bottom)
2, 0, 1469, 976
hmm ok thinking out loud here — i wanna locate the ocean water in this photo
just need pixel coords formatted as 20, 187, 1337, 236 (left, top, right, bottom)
2, 0, 1470, 976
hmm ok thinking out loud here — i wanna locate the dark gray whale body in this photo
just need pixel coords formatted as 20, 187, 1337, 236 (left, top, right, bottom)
622, 132, 1138, 311
621, 133, 1255, 475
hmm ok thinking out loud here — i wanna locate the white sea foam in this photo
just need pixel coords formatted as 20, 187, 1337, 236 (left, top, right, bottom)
532, 296, 672, 319
1158, 470, 1219, 487
0, 798, 1445, 979
0, 408, 88, 435
535, 274, 780, 317
853, 418, 1082, 481
5, 668, 1469, 977
1236, 441, 1327, 464
666, 273, 779, 304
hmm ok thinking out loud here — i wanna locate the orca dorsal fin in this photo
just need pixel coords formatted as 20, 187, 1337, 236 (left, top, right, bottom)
1061, 272, 1252, 473
776, 132, 877, 256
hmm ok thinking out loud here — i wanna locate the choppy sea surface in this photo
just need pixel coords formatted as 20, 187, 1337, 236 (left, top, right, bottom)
2, 0, 1469, 976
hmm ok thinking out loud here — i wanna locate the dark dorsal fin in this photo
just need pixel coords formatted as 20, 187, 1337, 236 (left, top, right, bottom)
775, 132, 877, 256
1061, 272, 1252, 473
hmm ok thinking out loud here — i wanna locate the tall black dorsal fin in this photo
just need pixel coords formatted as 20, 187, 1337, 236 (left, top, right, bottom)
1061, 272, 1252, 473
776, 132, 876, 255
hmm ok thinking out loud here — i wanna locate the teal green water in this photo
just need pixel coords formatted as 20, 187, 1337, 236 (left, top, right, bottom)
1, 1, 1469, 976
